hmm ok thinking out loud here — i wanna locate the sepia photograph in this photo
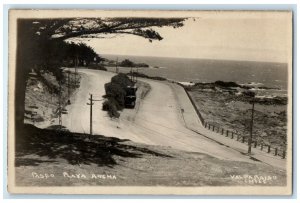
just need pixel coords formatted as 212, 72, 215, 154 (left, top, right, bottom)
7, 9, 293, 195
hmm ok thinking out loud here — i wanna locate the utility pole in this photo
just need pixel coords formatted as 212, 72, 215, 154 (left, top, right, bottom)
87, 94, 94, 135
67, 70, 71, 104
74, 56, 76, 86
87, 94, 103, 136
115, 57, 119, 73
68, 70, 70, 97
58, 79, 62, 130
248, 100, 255, 154
134, 70, 136, 82
74, 55, 78, 86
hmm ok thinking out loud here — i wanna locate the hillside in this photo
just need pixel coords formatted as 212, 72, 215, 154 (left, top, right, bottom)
18, 69, 287, 187
24, 68, 80, 128
15, 124, 286, 187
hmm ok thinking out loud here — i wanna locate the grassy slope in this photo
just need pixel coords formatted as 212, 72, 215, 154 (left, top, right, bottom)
15, 124, 286, 187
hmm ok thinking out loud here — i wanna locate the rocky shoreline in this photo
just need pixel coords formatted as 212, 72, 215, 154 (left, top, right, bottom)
184, 81, 287, 151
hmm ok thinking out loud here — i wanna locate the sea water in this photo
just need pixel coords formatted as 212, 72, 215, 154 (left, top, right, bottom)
103, 54, 289, 97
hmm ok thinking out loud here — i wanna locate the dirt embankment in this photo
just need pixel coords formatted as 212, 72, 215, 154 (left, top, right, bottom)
24, 69, 80, 128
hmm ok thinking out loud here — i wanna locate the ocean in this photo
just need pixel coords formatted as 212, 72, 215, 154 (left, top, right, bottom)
103, 54, 289, 97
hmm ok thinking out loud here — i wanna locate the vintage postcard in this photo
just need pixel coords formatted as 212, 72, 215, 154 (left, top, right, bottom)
7, 9, 293, 195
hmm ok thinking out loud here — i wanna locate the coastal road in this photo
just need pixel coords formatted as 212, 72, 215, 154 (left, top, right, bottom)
126, 78, 259, 163
61, 68, 260, 164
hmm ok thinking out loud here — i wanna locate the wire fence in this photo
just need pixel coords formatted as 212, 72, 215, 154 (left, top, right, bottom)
182, 86, 286, 159
202, 122, 286, 159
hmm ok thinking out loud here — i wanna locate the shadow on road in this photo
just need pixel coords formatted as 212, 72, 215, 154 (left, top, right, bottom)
16, 124, 172, 167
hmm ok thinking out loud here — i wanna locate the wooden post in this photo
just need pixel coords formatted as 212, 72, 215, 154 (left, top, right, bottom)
274, 148, 278, 156
58, 79, 62, 130
87, 94, 94, 136
90, 94, 93, 136
208, 124, 210, 130
115, 57, 118, 73
231, 132, 234, 139
67, 70, 71, 105
75, 55, 78, 85
254, 141, 257, 148
236, 134, 239, 141
242, 136, 245, 143
213, 125, 215, 131
248, 101, 255, 154
68, 70, 70, 97
267, 145, 271, 153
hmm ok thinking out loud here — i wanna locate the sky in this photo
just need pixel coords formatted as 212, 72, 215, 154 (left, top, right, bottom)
78, 12, 292, 63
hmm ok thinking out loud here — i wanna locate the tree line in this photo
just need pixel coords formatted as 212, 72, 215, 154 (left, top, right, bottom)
30, 39, 101, 81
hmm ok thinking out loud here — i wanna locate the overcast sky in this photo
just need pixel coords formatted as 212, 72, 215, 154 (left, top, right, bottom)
80, 12, 291, 63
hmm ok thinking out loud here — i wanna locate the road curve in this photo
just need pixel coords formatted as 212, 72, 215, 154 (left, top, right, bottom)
62, 68, 258, 163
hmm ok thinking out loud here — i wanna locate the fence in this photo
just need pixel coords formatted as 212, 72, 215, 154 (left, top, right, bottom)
182, 86, 286, 159
203, 122, 286, 159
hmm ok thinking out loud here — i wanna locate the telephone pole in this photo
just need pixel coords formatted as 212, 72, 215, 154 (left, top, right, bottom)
67, 70, 71, 104
115, 57, 119, 73
74, 55, 78, 86
248, 100, 255, 154
130, 67, 133, 82
87, 94, 94, 135
68, 70, 70, 97
86, 94, 103, 136
58, 79, 62, 130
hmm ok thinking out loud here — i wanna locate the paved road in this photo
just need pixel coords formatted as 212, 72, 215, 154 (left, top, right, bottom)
61, 69, 263, 164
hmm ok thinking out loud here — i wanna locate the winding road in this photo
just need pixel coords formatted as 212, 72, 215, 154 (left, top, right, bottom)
61, 68, 283, 166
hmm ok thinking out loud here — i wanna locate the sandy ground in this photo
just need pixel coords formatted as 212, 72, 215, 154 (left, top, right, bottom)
60, 69, 270, 165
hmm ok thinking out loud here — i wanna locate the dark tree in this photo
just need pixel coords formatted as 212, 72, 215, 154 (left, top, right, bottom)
119, 59, 135, 67
15, 17, 186, 133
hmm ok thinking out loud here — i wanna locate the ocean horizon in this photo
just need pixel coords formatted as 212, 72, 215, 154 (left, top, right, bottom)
102, 54, 288, 97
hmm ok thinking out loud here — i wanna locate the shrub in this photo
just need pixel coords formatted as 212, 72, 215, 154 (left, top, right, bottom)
111, 73, 133, 89
104, 82, 126, 109
102, 100, 120, 118
214, 81, 240, 88
120, 59, 135, 67
103, 73, 135, 118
